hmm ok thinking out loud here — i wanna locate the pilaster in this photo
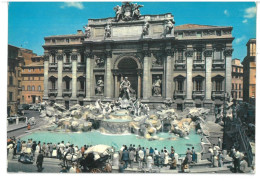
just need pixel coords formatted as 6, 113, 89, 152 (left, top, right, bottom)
71, 52, 78, 99
224, 48, 233, 96
105, 50, 112, 99
43, 54, 49, 100
57, 52, 63, 99
142, 50, 151, 100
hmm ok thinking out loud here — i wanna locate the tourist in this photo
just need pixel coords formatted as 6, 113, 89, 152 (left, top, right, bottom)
191, 147, 196, 163
138, 148, 144, 169
7, 144, 14, 160
35, 142, 41, 162
31, 141, 37, 157
36, 151, 44, 172
46, 143, 49, 157
218, 137, 222, 149
121, 148, 129, 169
21, 141, 26, 153
181, 156, 189, 172
60, 166, 68, 173
16, 139, 21, 153
153, 148, 159, 166
119, 161, 125, 173
129, 148, 135, 168
69, 163, 77, 173
186, 148, 192, 164
145, 147, 149, 160
146, 155, 153, 172
159, 150, 164, 167
218, 151, 223, 167
163, 149, 169, 166
142, 147, 146, 163
233, 150, 241, 173
60, 141, 65, 156
149, 147, 154, 158
208, 147, 213, 162
170, 156, 177, 170
49, 142, 53, 158
42, 142, 46, 156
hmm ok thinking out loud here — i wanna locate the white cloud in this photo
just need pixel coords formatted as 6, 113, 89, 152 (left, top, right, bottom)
235, 36, 246, 44
60, 2, 84, 10
242, 19, 248, 23
244, 7, 256, 18
224, 9, 229, 16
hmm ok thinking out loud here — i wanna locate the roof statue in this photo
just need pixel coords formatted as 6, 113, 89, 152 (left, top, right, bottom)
113, 2, 143, 22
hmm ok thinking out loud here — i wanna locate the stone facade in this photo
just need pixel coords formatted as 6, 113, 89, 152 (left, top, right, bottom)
242, 39, 256, 104
42, 2, 234, 111
8, 45, 24, 116
231, 59, 243, 101
21, 56, 44, 104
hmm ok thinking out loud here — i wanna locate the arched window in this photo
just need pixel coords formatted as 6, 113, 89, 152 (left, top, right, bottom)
27, 86, 31, 91
38, 85, 41, 91
32, 86, 35, 91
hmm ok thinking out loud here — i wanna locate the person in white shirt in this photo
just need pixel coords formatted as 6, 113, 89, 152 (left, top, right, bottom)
138, 149, 144, 169
69, 163, 77, 173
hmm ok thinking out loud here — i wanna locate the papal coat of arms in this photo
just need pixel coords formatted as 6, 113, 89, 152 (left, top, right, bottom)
114, 2, 143, 21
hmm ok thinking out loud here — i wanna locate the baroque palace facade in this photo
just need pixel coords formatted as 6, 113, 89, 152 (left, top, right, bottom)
42, 2, 234, 111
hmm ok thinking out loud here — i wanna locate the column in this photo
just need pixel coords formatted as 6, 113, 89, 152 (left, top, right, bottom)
165, 49, 173, 99
71, 53, 78, 99
85, 52, 92, 100
142, 50, 150, 100
43, 54, 49, 100
204, 50, 213, 100
224, 49, 233, 95
138, 73, 142, 99
185, 50, 193, 100
105, 51, 112, 99
114, 75, 118, 98
57, 53, 63, 99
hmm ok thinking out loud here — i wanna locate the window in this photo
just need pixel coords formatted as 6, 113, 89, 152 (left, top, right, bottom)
9, 92, 13, 101
66, 39, 70, 43
196, 32, 202, 37
80, 81, 84, 90
177, 51, 183, 60
32, 68, 35, 72
214, 50, 222, 60
195, 80, 203, 91
239, 84, 241, 90
22, 96, 24, 102
9, 76, 13, 85
22, 86, 25, 90
27, 85, 31, 91
178, 32, 183, 38
216, 30, 221, 36
51, 80, 56, 89
239, 91, 241, 98
232, 83, 234, 90
236, 67, 238, 72
235, 84, 237, 90
52, 54, 56, 63
32, 86, 35, 91
38, 85, 41, 91
18, 70, 21, 76
215, 80, 222, 91
196, 50, 202, 60
52, 39, 55, 43
66, 80, 70, 90
18, 80, 21, 87
177, 80, 183, 91
66, 54, 70, 63
81, 53, 85, 63
28, 68, 31, 72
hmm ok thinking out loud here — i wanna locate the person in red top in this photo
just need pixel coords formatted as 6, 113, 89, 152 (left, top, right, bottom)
27, 123, 31, 130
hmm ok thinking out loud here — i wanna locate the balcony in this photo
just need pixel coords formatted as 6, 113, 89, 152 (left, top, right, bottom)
63, 63, 72, 71
77, 89, 85, 97
175, 60, 186, 70
212, 90, 224, 100
48, 89, 57, 97
77, 63, 85, 71
193, 59, 205, 69
212, 59, 225, 69
49, 63, 57, 71
174, 90, 186, 99
192, 90, 205, 100
62, 89, 72, 97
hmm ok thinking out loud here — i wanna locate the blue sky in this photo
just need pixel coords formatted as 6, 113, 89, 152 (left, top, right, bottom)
8, 2, 256, 61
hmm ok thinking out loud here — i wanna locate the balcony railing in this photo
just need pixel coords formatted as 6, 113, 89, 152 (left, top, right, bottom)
77, 89, 85, 97
48, 89, 57, 97
174, 90, 186, 99
62, 89, 72, 97
192, 90, 205, 99
212, 90, 225, 100
77, 63, 85, 71
175, 60, 186, 69
193, 59, 205, 69
49, 63, 57, 71
63, 63, 72, 71
212, 59, 225, 69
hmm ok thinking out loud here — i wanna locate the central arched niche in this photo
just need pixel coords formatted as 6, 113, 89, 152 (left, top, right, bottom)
117, 58, 138, 97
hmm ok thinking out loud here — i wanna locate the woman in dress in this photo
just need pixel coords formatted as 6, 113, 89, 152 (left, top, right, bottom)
164, 150, 169, 166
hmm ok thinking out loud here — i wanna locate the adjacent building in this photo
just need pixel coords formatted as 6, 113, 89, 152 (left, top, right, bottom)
242, 39, 256, 104
21, 56, 44, 104
231, 58, 243, 101
7, 45, 24, 116
42, 2, 234, 111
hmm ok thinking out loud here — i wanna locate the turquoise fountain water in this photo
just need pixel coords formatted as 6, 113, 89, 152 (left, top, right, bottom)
21, 129, 202, 154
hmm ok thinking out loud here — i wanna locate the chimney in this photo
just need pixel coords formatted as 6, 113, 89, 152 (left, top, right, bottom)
77, 30, 83, 35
